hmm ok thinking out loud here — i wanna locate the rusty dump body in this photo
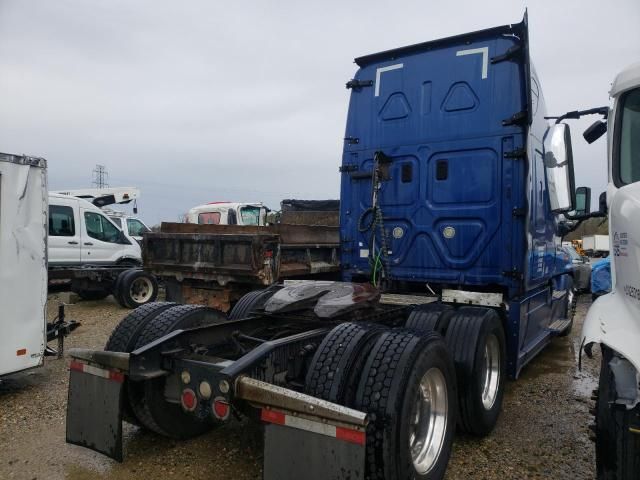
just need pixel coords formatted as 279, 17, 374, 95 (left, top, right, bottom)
144, 222, 341, 311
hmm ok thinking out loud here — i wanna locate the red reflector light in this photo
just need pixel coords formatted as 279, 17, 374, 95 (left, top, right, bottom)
181, 389, 197, 412
213, 398, 230, 420
16, 349, 26, 356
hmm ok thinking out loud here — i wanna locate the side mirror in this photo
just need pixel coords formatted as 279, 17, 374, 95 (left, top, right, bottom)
599, 191, 607, 215
574, 186, 591, 216
583, 120, 607, 144
543, 123, 576, 213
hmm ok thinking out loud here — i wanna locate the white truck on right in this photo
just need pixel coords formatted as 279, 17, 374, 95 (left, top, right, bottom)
581, 62, 640, 478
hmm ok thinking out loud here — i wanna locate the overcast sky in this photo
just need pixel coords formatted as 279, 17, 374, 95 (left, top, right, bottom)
0, 1, 638, 225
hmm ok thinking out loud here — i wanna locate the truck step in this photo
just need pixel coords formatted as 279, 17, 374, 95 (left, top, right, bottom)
547, 318, 572, 335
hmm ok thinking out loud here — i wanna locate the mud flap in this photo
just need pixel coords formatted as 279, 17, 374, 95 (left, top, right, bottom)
263, 421, 365, 480
66, 361, 124, 462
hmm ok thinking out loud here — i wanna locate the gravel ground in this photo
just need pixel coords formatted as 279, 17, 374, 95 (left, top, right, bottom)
0, 294, 598, 480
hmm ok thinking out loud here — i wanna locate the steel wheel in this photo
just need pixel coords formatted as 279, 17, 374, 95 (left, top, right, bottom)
481, 333, 501, 410
409, 367, 449, 475
130, 276, 154, 304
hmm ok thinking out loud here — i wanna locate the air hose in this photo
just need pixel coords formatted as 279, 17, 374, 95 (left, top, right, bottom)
357, 151, 391, 287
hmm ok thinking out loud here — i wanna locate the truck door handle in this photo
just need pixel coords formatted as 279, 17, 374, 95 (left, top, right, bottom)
84, 242, 93, 246
67, 241, 79, 245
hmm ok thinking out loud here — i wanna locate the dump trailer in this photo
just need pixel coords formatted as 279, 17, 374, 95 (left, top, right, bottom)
143, 220, 341, 312
66, 15, 578, 480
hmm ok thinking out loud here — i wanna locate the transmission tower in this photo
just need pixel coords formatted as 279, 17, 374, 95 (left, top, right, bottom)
92, 164, 109, 189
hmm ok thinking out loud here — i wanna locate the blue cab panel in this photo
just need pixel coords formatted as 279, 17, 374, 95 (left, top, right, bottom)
340, 16, 567, 302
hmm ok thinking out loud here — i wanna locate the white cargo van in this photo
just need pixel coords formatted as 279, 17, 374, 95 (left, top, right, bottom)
48, 193, 141, 267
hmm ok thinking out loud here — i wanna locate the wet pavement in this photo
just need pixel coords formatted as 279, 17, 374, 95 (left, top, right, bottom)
0, 294, 598, 480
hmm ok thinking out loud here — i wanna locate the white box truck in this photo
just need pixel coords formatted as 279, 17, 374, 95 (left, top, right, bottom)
582, 234, 610, 257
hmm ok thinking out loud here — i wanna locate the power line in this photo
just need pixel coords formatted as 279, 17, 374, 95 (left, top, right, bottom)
92, 164, 109, 189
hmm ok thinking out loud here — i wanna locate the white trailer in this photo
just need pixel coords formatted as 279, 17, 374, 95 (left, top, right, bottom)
0, 153, 48, 376
582, 234, 610, 256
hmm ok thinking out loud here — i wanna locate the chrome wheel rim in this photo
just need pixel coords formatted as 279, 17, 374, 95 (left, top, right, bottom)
409, 367, 449, 474
481, 333, 501, 410
130, 277, 153, 303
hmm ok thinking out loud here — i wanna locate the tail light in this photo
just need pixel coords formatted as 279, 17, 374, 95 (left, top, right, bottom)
181, 388, 197, 412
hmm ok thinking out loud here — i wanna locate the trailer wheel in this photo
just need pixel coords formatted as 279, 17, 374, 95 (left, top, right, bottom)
116, 270, 158, 309
444, 306, 505, 436
75, 289, 110, 301
406, 303, 455, 335
305, 322, 383, 405
228, 288, 276, 320
105, 302, 177, 425
131, 304, 228, 439
595, 346, 640, 478
355, 330, 456, 480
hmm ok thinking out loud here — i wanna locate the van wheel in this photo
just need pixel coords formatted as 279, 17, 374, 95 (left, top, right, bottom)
130, 304, 228, 438
595, 346, 640, 478
444, 307, 506, 436
355, 330, 456, 480
105, 302, 177, 425
116, 270, 158, 308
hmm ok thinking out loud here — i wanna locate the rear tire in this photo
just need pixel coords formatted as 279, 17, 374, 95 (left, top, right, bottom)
130, 304, 228, 439
228, 288, 277, 320
116, 270, 158, 309
444, 306, 506, 436
355, 330, 457, 480
305, 322, 383, 405
406, 303, 455, 335
105, 302, 177, 425
595, 346, 640, 479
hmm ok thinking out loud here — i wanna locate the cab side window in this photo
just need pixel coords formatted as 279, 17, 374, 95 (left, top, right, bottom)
84, 212, 120, 243
49, 205, 75, 236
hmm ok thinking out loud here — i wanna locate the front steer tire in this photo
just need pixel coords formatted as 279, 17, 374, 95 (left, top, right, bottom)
595, 346, 640, 479
355, 330, 457, 480
130, 304, 228, 439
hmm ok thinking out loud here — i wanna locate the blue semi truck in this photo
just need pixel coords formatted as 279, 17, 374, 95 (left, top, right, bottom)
65, 14, 579, 480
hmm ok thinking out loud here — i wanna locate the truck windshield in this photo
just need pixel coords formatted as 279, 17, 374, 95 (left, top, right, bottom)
127, 218, 150, 236
618, 88, 640, 185
240, 206, 261, 225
